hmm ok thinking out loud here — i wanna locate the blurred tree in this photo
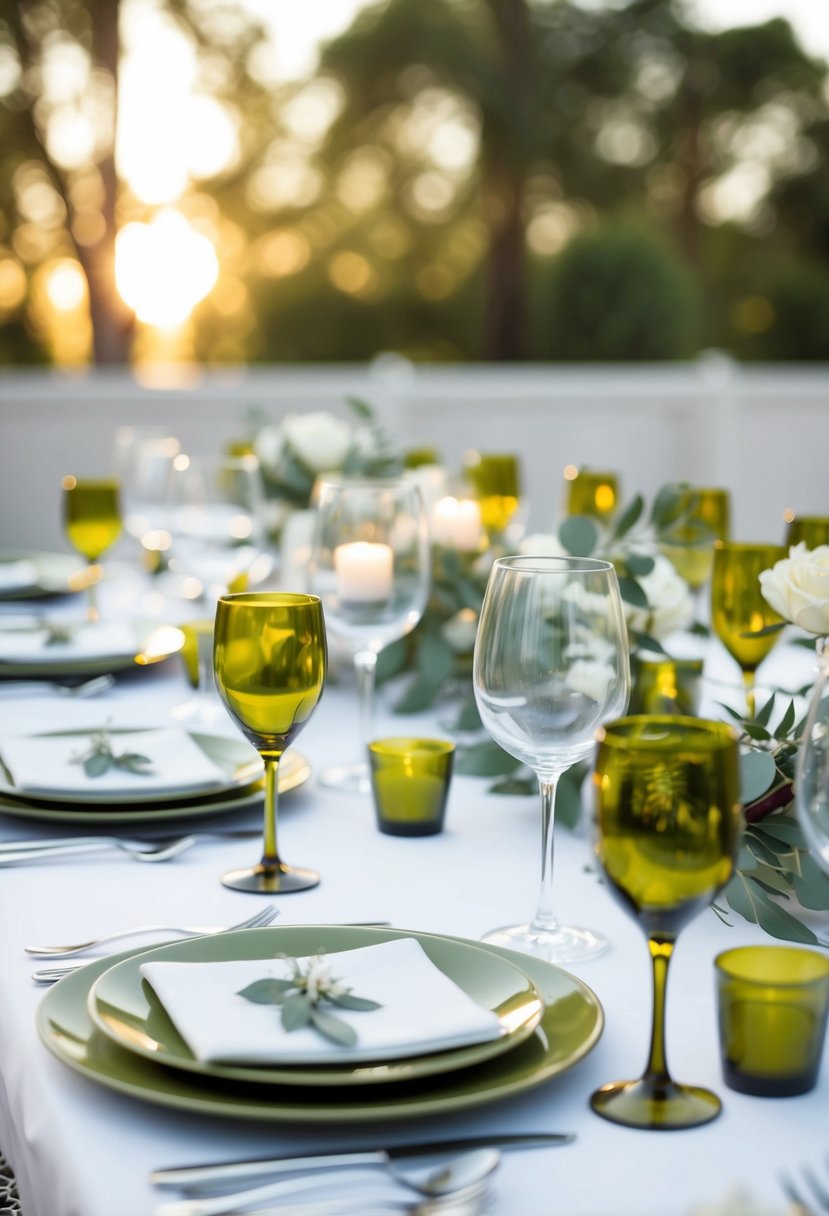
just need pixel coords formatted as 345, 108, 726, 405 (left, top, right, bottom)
542, 224, 700, 359
0, 0, 272, 363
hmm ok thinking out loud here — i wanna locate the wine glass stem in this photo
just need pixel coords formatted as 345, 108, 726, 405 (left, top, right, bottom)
196, 632, 214, 707
743, 671, 756, 719
85, 571, 99, 624
261, 756, 283, 870
354, 649, 378, 751
530, 774, 562, 933
643, 934, 676, 1088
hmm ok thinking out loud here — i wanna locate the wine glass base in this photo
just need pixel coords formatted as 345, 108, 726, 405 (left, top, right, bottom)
481, 922, 609, 964
221, 863, 320, 894
318, 761, 370, 796
590, 1077, 722, 1130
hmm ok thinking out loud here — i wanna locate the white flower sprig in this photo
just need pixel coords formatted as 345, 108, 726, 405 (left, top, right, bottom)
237, 954, 382, 1047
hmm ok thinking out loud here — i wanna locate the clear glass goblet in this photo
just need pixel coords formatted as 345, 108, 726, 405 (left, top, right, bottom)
309, 477, 430, 794
166, 453, 271, 725
473, 555, 630, 962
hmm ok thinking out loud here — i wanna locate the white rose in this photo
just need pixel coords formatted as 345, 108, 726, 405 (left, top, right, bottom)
759, 542, 829, 634
566, 657, 617, 704
283, 411, 353, 473
442, 608, 479, 654
253, 425, 284, 475
626, 553, 694, 640
519, 533, 566, 558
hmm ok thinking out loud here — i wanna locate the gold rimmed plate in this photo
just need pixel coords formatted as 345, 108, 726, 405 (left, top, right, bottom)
0, 749, 309, 825
87, 926, 545, 1088
0, 550, 86, 601
0, 619, 184, 678
0, 729, 264, 806
37, 929, 603, 1122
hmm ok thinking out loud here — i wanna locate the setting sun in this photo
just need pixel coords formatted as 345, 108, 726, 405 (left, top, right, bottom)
115, 210, 219, 328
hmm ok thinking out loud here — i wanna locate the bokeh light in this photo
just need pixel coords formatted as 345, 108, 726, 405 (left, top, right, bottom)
115, 210, 219, 327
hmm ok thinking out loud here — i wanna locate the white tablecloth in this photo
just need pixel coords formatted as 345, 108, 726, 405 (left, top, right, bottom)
0, 585, 824, 1216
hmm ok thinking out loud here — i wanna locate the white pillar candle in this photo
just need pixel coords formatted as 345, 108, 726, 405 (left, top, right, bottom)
334, 541, 394, 602
431, 497, 482, 552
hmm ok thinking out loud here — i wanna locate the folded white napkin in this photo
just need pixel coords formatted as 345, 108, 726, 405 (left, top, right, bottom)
0, 727, 226, 796
0, 622, 137, 664
0, 560, 38, 593
139, 938, 504, 1064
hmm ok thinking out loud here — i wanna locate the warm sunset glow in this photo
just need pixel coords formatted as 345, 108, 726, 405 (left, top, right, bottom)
46, 260, 86, 311
115, 210, 219, 327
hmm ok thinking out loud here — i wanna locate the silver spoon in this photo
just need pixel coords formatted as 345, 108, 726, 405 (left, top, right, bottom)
0, 674, 115, 697
0, 835, 198, 867
153, 1152, 500, 1216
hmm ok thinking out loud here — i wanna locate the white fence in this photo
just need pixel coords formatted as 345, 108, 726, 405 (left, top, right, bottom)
1, 358, 827, 551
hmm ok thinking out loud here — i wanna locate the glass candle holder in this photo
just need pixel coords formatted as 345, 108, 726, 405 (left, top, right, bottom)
368, 738, 455, 837
715, 945, 829, 1097
629, 655, 704, 717
564, 468, 619, 523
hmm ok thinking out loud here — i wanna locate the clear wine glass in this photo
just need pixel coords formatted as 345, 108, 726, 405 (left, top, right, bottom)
166, 453, 271, 725
473, 555, 630, 962
591, 715, 742, 1128
214, 592, 326, 893
309, 477, 430, 794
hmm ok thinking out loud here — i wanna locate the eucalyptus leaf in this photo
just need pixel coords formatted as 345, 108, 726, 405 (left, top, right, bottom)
116, 753, 153, 773
328, 993, 383, 1011
742, 722, 772, 742
393, 675, 441, 714
618, 575, 648, 609
237, 978, 294, 1005
489, 776, 536, 795
753, 817, 809, 849
738, 622, 786, 639
775, 700, 797, 739
739, 751, 777, 804
557, 763, 588, 829
453, 696, 482, 732
611, 494, 644, 540
309, 1006, 357, 1047
281, 991, 313, 1031
376, 637, 409, 683
629, 629, 669, 656
559, 515, 599, 557
345, 396, 375, 422
755, 693, 776, 728
650, 484, 686, 529
417, 633, 456, 684
455, 741, 521, 778
725, 874, 821, 945
84, 752, 112, 778
624, 552, 655, 578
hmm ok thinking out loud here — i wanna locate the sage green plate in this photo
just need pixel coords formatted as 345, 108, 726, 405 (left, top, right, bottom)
0, 618, 184, 677
0, 729, 265, 805
0, 749, 308, 825
37, 927, 603, 1122
88, 926, 545, 1088
0, 550, 85, 601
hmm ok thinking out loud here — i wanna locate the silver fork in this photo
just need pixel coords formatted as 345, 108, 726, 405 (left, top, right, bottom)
0, 674, 115, 697
0, 829, 261, 868
27, 904, 278, 959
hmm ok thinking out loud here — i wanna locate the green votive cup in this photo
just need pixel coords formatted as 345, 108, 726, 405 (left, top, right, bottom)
715, 945, 829, 1097
629, 655, 704, 717
368, 738, 455, 837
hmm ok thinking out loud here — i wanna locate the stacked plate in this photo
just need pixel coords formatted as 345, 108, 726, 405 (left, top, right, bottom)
0, 549, 85, 602
0, 727, 309, 824
0, 616, 184, 678
37, 924, 604, 1123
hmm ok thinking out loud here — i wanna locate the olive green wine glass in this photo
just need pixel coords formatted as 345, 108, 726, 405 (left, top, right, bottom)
213, 592, 327, 894
591, 715, 742, 1130
465, 452, 521, 537
785, 515, 829, 549
710, 542, 785, 718
659, 487, 731, 596
61, 476, 122, 622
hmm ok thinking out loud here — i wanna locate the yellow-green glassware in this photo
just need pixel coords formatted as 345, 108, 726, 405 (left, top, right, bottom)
659, 487, 730, 591
629, 655, 704, 717
591, 715, 741, 1130
710, 542, 785, 717
404, 447, 441, 470
565, 469, 619, 523
214, 592, 327, 893
61, 476, 122, 621
368, 738, 455, 836
715, 945, 829, 1097
465, 453, 521, 535
785, 516, 829, 549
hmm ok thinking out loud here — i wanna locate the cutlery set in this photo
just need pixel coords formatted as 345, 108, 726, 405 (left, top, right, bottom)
0, 829, 262, 867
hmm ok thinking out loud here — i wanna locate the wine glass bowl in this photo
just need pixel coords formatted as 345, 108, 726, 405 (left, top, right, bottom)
61, 475, 122, 621
310, 478, 430, 794
464, 452, 521, 537
473, 555, 630, 962
591, 715, 742, 1129
710, 542, 785, 717
213, 592, 326, 894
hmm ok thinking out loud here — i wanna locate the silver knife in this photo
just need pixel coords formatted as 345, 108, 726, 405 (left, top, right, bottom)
151, 1135, 574, 1192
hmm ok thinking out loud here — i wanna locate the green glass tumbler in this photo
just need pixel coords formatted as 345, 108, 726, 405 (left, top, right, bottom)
715, 945, 829, 1097
785, 516, 829, 550
629, 655, 704, 717
368, 738, 455, 836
